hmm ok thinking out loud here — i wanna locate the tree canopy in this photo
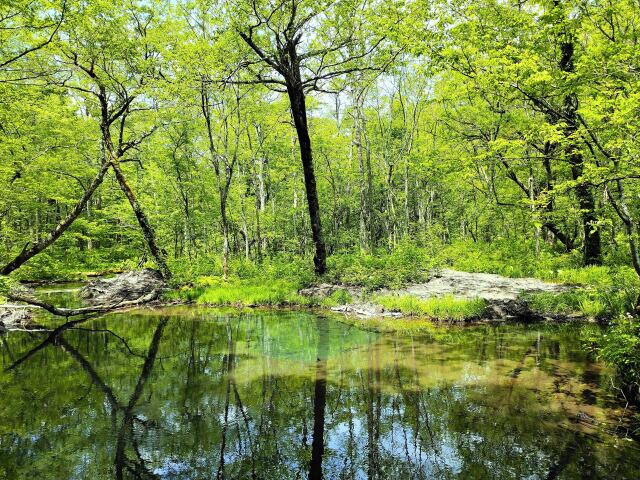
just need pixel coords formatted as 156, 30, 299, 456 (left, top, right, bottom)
1, 0, 639, 286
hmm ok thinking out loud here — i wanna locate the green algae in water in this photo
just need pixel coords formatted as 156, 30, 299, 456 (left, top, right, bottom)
0, 308, 639, 479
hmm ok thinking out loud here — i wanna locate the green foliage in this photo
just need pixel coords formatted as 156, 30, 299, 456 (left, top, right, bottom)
172, 279, 311, 307
319, 289, 353, 308
167, 255, 316, 288
376, 294, 486, 321
526, 267, 640, 319
325, 243, 433, 290
582, 317, 640, 394
434, 240, 580, 279
553, 266, 618, 287
0, 275, 16, 301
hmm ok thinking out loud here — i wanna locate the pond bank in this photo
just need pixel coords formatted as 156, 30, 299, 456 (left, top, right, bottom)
162, 268, 586, 327
0, 268, 592, 331
302, 269, 574, 322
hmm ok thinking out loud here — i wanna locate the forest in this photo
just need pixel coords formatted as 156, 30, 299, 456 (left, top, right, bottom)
1, 0, 640, 477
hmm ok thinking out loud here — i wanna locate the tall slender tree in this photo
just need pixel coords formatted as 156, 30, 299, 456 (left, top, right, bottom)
231, 0, 397, 274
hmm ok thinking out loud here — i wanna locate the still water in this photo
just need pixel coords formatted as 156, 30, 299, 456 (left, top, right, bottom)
1, 307, 639, 479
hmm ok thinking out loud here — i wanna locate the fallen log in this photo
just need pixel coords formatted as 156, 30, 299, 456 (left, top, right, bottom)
7, 291, 158, 318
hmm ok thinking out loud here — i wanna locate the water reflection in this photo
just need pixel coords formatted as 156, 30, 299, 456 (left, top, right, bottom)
309, 317, 328, 480
0, 308, 638, 479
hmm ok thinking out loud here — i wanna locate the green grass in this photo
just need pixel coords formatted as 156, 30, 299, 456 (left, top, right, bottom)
525, 266, 640, 319
12, 236, 639, 321
198, 282, 299, 306
375, 294, 487, 321
432, 240, 640, 320
318, 288, 353, 307
165, 276, 356, 308
159, 239, 640, 320
165, 275, 355, 308
166, 279, 305, 307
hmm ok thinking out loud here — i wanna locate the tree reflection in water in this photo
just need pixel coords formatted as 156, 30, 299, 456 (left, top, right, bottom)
1, 309, 639, 479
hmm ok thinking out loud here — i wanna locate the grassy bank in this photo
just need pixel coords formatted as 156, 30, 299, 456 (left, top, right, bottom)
5, 238, 639, 401
162, 240, 640, 320
165, 277, 356, 310
375, 294, 486, 321
7, 239, 640, 321
166, 275, 486, 322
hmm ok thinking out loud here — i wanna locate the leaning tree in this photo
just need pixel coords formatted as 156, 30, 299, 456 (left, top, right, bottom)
1, 0, 171, 279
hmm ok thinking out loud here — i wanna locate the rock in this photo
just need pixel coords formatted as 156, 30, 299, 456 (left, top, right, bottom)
482, 299, 538, 321
299, 283, 340, 297
331, 303, 403, 319
303, 269, 571, 322
0, 307, 33, 330
400, 269, 568, 301
299, 283, 362, 299
80, 269, 165, 305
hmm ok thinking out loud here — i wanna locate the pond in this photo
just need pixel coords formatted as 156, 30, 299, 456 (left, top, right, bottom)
0, 307, 639, 479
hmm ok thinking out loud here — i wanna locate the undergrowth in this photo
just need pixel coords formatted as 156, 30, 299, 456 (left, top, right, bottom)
166, 277, 354, 309
581, 317, 640, 401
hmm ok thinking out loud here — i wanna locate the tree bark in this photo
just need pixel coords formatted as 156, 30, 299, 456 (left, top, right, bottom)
560, 40, 602, 265
111, 162, 171, 280
287, 83, 327, 275
605, 177, 640, 309
354, 93, 371, 251
221, 196, 230, 278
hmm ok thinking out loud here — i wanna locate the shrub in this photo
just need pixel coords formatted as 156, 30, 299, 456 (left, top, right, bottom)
325, 242, 433, 290
583, 317, 640, 399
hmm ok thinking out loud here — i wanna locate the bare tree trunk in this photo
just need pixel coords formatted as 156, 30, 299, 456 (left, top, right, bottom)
201, 81, 238, 279
540, 141, 575, 252
254, 162, 264, 262
560, 40, 601, 265
221, 195, 230, 279
614, 180, 640, 277
111, 162, 171, 280
256, 154, 268, 260
605, 176, 640, 309
354, 93, 370, 251
287, 82, 327, 275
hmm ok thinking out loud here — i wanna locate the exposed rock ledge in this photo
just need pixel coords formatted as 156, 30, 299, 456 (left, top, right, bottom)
397, 269, 568, 301
0, 307, 33, 331
1, 270, 165, 328
81, 269, 165, 305
301, 269, 571, 321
